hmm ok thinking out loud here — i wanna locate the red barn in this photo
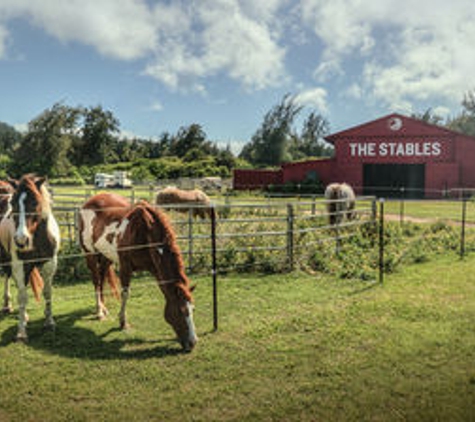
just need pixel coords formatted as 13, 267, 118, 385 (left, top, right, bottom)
233, 113, 475, 198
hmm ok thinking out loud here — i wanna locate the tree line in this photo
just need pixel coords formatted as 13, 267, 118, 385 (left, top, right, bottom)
0, 91, 474, 184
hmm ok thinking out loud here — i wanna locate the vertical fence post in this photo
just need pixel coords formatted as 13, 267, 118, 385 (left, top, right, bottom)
379, 198, 385, 285
187, 209, 194, 273
210, 206, 218, 331
460, 197, 467, 259
287, 204, 294, 271
400, 187, 405, 225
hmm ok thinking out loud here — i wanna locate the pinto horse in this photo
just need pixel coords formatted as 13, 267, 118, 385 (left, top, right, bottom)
0, 180, 14, 313
79, 192, 198, 352
0, 175, 60, 341
324, 182, 356, 225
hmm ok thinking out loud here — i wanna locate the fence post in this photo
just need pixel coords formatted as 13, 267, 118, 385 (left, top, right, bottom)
460, 197, 467, 259
378, 198, 385, 285
400, 187, 405, 225
210, 206, 218, 331
187, 209, 194, 273
287, 204, 294, 271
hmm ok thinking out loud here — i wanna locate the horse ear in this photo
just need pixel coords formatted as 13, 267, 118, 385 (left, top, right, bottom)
7, 177, 18, 190
35, 177, 47, 190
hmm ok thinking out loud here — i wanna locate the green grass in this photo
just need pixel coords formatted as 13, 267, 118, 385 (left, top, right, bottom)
1, 253, 475, 421
383, 198, 474, 222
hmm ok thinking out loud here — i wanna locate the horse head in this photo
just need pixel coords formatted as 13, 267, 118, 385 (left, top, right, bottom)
9, 174, 50, 252
140, 204, 198, 352
163, 282, 197, 352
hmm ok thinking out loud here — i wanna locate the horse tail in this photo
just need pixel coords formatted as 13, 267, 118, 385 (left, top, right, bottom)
104, 265, 121, 299
30, 267, 44, 302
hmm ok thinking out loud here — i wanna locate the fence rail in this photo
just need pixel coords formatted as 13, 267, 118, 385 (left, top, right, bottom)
8, 190, 475, 331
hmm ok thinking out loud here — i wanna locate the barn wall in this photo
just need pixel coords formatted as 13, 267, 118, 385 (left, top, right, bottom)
455, 136, 475, 188
233, 169, 282, 190
282, 158, 336, 186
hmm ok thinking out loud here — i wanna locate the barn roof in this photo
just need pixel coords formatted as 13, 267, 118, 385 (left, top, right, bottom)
325, 113, 471, 144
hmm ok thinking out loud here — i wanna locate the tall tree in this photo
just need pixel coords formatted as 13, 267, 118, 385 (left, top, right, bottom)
170, 124, 210, 159
13, 103, 82, 177
298, 112, 331, 157
412, 109, 444, 126
447, 89, 475, 137
240, 94, 302, 167
0, 122, 22, 156
80, 105, 120, 165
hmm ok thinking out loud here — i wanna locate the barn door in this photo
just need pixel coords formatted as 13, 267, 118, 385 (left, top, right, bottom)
363, 164, 425, 198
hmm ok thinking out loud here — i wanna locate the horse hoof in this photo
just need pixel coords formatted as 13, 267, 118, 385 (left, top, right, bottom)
120, 322, 131, 331
44, 322, 56, 332
15, 334, 28, 343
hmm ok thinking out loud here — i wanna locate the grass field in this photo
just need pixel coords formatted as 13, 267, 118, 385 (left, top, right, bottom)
1, 252, 475, 421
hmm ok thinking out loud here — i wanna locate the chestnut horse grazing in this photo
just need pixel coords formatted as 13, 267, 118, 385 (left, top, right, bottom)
324, 183, 356, 225
79, 192, 198, 352
156, 187, 211, 219
0, 175, 60, 341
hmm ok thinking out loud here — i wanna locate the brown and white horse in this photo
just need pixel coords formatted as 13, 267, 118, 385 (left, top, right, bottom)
79, 192, 198, 352
0, 180, 14, 313
0, 175, 60, 341
324, 182, 356, 225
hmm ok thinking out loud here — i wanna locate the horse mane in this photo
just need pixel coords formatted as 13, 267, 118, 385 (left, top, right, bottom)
17, 174, 52, 217
127, 201, 193, 300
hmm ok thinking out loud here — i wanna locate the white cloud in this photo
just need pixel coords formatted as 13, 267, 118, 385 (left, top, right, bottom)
145, 0, 287, 92
0, 25, 9, 58
150, 101, 164, 112
0, 0, 157, 60
294, 87, 328, 113
299, 0, 475, 109
0, 0, 289, 92
2, 0, 474, 116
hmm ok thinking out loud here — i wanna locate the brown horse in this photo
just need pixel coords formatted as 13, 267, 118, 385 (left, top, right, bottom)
324, 182, 356, 225
0, 175, 60, 341
156, 186, 211, 219
79, 192, 198, 352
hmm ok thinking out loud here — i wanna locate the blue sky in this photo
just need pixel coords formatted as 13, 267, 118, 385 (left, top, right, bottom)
0, 0, 474, 154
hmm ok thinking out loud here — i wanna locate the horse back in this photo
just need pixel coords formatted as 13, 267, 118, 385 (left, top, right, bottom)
79, 193, 131, 256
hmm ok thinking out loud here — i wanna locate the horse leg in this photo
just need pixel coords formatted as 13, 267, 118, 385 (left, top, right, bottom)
85, 255, 107, 320
11, 261, 28, 341
2, 276, 13, 314
118, 270, 131, 330
40, 258, 57, 330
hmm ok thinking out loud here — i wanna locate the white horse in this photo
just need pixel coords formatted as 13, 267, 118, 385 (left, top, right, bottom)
0, 175, 60, 342
324, 183, 356, 225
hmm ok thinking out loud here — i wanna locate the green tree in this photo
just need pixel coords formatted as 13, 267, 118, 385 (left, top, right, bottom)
412, 109, 444, 126
447, 90, 475, 137
0, 122, 22, 156
170, 124, 211, 159
80, 105, 120, 165
240, 94, 302, 167
13, 103, 82, 177
296, 112, 332, 158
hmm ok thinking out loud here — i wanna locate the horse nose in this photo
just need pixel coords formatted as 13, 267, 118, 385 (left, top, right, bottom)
14, 233, 30, 249
181, 336, 198, 353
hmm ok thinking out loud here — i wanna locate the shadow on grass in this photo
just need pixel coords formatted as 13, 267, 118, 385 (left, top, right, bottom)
0, 308, 189, 360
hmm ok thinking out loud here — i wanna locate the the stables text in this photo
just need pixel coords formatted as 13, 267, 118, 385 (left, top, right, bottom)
348, 141, 442, 158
